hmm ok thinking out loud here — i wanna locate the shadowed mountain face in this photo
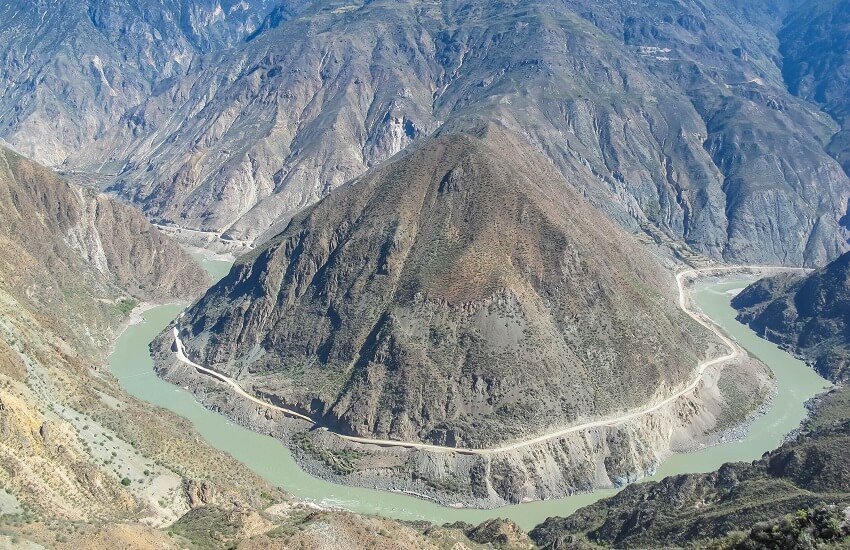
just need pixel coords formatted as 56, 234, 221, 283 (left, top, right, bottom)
780, 0, 850, 176
732, 251, 850, 383
31, 0, 846, 266
178, 126, 715, 448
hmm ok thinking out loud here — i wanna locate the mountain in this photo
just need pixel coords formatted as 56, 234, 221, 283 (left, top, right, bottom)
780, 0, 850, 175
174, 125, 716, 450
0, 147, 218, 522
55, 0, 849, 266
732, 251, 850, 383
0, 146, 210, 337
0, 149, 511, 549
0, 0, 287, 167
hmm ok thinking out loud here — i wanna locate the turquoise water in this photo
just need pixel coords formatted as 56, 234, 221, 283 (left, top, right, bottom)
107, 276, 829, 530
187, 251, 233, 282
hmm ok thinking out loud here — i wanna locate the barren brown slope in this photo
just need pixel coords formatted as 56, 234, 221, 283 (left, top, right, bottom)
0, 147, 502, 550
0, 147, 209, 341
0, 149, 229, 526
179, 125, 717, 448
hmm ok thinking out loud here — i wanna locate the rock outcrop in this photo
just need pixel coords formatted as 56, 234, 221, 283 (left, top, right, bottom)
733, 251, 850, 383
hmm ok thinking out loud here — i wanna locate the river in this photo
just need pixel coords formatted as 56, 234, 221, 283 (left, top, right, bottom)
108, 269, 829, 531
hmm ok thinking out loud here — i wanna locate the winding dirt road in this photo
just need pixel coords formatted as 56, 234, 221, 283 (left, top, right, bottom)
172, 264, 809, 455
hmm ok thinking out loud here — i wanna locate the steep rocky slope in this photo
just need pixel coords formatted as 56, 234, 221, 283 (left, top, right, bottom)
780, 0, 850, 175
732, 251, 850, 383
0, 0, 285, 166
0, 150, 505, 549
0, 147, 209, 323
65, 0, 849, 265
175, 125, 717, 449
0, 148, 213, 522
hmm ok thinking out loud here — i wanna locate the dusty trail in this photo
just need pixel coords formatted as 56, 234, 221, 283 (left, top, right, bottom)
172, 264, 809, 455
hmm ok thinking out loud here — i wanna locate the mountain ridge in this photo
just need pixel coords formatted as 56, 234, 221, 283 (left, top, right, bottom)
2, 0, 844, 265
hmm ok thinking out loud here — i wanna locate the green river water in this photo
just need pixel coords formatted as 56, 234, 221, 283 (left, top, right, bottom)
108, 270, 829, 531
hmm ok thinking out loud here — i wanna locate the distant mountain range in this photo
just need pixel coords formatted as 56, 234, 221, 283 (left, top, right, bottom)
2, 0, 848, 265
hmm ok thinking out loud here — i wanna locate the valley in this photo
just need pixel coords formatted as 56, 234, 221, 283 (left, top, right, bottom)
114, 264, 826, 527
2, 0, 850, 547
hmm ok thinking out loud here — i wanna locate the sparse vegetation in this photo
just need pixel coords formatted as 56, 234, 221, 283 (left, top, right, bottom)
293, 432, 365, 475
116, 298, 139, 316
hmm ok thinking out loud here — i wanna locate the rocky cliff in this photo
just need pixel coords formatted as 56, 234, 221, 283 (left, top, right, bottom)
0, 146, 209, 349
780, 0, 850, 176
732, 251, 850, 383
0, 0, 286, 166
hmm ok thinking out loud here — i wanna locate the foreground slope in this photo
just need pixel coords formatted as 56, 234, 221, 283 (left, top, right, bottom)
530, 416, 850, 548
733, 251, 850, 383
0, 149, 225, 523
177, 125, 716, 449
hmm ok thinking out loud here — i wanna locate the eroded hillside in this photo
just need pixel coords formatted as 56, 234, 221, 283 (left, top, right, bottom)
733, 251, 850, 383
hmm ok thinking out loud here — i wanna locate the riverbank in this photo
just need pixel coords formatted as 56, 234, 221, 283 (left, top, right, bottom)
105, 267, 828, 530
149, 267, 798, 510
168, 265, 768, 456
